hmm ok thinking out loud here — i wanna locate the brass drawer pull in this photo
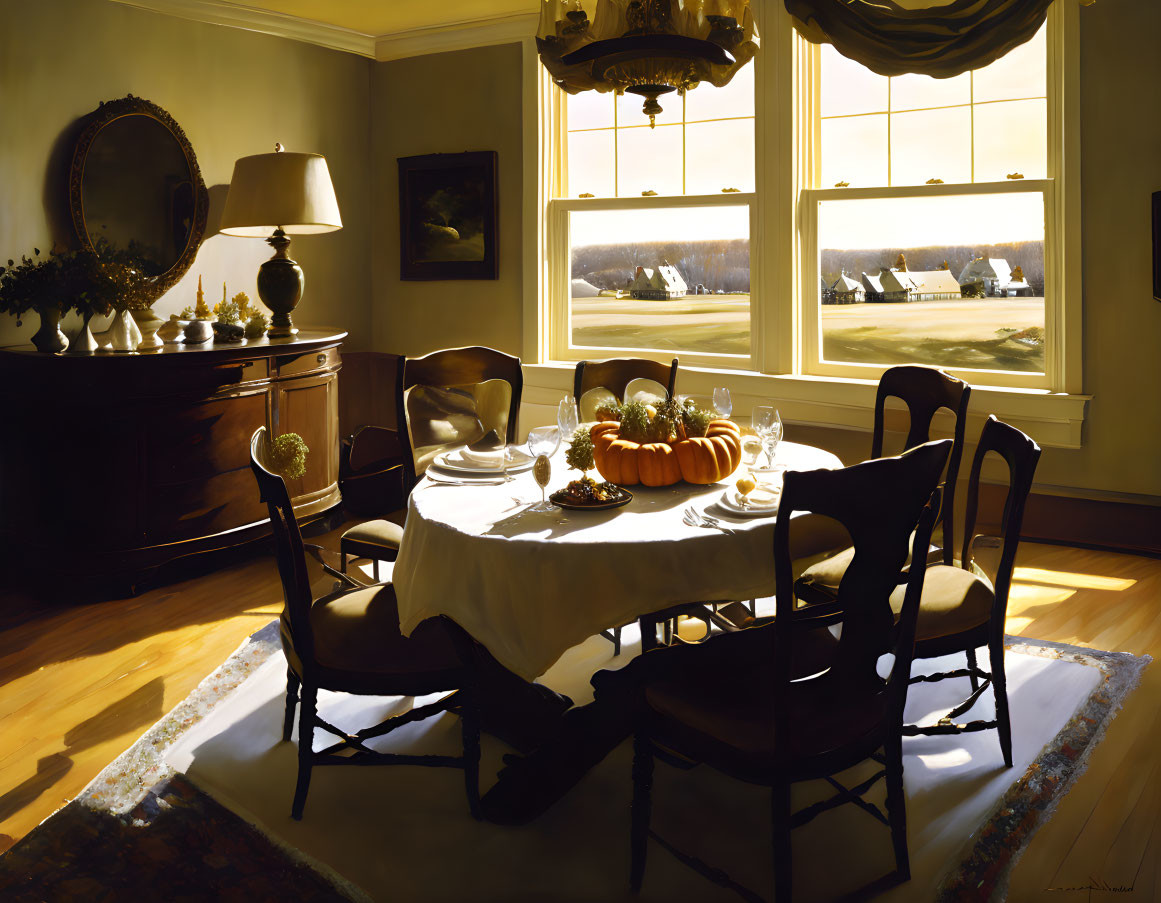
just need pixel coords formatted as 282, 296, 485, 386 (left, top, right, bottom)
317, 353, 328, 364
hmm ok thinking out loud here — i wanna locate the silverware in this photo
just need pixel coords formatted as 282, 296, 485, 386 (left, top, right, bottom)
424, 476, 507, 487
682, 506, 735, 534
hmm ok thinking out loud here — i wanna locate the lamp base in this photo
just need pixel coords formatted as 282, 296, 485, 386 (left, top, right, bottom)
257, 229, 304, 338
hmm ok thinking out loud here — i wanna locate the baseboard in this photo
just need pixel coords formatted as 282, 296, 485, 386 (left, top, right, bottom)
979, 483, 1161, 557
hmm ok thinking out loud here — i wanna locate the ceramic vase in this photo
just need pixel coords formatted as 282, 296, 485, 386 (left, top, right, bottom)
131, 309, 164, 351
67, 313, 99, 353
108, 308, 142, 352
157, 316, 187, 344
31, 307, 68, 353
183, 318, 213, 345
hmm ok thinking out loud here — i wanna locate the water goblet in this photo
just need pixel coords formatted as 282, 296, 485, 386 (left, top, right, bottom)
713, 387, 733, 418
557, 395, 579, 438
752, 405, 783, 468
526, 426, 561, 512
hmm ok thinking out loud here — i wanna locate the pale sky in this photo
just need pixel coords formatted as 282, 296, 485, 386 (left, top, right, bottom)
818, 193, 1045, 250
571, 206, 750, 248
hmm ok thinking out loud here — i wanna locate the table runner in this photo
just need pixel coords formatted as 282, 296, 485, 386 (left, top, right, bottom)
394, 441, 842, 680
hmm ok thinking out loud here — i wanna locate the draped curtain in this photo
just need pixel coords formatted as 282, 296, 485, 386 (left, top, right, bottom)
783, 0, 1062, 78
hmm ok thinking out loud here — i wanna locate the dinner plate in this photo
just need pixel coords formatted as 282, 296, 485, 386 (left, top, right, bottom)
718, 486, 780, 517
433, 446, 535, 474
550, 487, 633, 511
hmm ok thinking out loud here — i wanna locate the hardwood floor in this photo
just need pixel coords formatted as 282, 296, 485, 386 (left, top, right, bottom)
0, 531, 1158, 898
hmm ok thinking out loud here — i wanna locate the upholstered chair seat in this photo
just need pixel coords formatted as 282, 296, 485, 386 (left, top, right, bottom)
888, 565, 994, 642
299, 584, 466, 693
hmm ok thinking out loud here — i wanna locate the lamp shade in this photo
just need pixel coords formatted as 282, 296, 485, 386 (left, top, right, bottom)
220, 151, 342, 237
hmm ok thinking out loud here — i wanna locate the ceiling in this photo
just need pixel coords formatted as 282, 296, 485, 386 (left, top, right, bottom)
229, 0, 537, 36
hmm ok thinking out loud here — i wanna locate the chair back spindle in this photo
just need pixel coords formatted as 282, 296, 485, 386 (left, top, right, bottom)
250, 428, 316, 670
959, 415, 1042, 627
871, 365, 970, 564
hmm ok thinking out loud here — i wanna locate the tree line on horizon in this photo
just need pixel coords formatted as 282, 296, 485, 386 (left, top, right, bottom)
572, 239, 751, 294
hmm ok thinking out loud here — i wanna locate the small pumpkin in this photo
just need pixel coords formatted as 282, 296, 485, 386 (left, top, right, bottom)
591, 418, 742, 486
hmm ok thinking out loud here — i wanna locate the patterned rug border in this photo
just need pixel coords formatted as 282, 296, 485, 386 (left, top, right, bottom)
58, 623, 1152, 902
936, 635, 1151, 902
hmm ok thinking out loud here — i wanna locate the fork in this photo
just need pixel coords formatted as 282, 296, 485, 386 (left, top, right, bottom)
683, 507, 735, 534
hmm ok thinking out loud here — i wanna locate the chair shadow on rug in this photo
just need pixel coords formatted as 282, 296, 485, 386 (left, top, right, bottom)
250, 427, 482, 821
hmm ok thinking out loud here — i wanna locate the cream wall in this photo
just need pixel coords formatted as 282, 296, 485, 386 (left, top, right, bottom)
0, 0, 373, 349
370, 44, 523, 357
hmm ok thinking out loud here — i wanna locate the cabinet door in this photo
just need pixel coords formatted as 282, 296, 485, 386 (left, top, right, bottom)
273, 370, 340, 508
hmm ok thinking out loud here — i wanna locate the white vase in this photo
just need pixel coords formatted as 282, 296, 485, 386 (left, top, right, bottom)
183, 318, 214, 345
67, 315, 100, 353
108, 308, 142, 352
131, 309, 164, 351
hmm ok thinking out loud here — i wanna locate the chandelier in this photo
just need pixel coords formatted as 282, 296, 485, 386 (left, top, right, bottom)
536, 0, 759, 128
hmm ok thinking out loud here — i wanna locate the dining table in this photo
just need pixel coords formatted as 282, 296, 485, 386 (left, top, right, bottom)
393, 439, 843, 683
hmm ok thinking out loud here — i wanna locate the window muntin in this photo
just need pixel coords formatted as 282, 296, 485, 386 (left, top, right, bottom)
562, 68, 756, 199
567, 204, 751, 358
818, 24, 1048, 188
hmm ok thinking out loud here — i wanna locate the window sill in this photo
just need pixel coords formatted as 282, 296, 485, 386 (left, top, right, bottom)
522, 363, 1090, 449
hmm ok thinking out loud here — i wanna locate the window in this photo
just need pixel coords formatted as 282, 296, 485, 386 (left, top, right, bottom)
805, 26, 1053, 388
533, 5, 1079, 401
547, 72, 756, 368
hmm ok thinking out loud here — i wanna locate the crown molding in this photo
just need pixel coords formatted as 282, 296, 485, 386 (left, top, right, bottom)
374, 13, 537, 62
107, 0, 536, 62
107, 0, 378, 57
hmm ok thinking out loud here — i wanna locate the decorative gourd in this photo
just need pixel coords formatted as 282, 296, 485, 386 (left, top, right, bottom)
590, 418, 742, 486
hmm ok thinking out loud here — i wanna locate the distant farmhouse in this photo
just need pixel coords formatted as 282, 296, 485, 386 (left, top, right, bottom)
959, 257, 1011, 296
831, 272, 865, 303
861, 272, 885, 302
629, 261, 688, 300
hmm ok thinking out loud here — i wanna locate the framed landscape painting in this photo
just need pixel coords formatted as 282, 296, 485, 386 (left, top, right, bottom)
398, 151, 498, 280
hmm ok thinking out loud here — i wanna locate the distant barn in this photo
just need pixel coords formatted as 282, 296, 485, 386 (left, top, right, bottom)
629, 261, 688, 300
829, 272, 865, 304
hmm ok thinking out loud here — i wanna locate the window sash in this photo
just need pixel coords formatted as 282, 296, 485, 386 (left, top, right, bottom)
546, 193, 759, 371
799, 179, 1054, 390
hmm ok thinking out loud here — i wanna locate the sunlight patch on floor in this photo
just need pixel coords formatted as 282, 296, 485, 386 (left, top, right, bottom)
1012, 567, 1137, 592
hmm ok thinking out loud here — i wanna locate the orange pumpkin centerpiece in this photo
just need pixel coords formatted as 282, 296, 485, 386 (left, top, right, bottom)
589, 403, 743, 487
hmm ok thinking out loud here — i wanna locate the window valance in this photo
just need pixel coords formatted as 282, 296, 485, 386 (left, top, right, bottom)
784, 0, 1070, 77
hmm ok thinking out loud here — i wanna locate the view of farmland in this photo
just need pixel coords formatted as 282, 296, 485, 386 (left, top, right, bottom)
570, 235, 1045, 372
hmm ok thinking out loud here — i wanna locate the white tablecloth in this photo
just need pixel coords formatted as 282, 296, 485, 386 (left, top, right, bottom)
393, 441, 843, 681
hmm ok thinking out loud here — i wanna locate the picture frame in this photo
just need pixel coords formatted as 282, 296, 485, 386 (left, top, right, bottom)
398, 151, 498, 281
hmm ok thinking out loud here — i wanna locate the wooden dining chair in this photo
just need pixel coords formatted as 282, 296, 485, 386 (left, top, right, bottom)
250, 427, 482, 821
338, 346, 523, 578
573, 356, 678, 406
627, 440, 951, 902
896, 415, 1041, 766
573, 356, 679, 655
796, 364, 970, 605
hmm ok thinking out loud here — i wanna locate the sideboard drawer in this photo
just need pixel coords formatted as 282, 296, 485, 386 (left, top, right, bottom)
277, 347, 339, 378
148, 392, 267, 486
146, 467, 267, 543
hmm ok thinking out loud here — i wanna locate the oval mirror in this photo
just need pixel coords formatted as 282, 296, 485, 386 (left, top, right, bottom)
69, 95, 208, 303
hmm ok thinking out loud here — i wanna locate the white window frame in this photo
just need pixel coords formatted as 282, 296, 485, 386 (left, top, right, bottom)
522, 0, 1086, 445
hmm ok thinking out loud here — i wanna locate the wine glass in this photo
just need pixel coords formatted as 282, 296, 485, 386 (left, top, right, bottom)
752, 405, 783, 468
526, 426, 561, 512
557, 395, 579, 438
713, 387, 733, 418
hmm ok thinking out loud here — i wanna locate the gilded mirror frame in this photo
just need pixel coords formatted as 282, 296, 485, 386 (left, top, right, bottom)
68, 94, 209, 305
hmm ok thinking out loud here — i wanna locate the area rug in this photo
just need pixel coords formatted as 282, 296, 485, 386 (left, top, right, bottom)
0, 617, 1147, 903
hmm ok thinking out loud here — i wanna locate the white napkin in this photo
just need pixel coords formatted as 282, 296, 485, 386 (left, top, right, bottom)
735, 484, 780, 509
459, 447, 506, 468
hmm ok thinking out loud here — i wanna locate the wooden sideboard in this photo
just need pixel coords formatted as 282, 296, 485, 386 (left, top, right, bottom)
0, 330, 345, 592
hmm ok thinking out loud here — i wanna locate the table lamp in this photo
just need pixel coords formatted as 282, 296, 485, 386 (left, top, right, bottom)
220, 143, 342, 337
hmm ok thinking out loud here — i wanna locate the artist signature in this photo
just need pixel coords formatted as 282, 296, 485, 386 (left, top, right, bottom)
1045, 877, 1134, 895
